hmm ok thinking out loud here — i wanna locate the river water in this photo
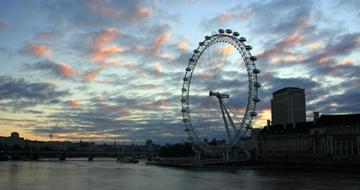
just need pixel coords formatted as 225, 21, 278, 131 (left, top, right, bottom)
1, 159, 360, 190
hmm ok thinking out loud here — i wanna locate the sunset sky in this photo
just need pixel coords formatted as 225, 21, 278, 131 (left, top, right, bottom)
0, 0, 359, 143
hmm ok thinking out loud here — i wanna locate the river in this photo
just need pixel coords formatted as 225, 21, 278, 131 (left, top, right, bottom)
1, 159, 360, 190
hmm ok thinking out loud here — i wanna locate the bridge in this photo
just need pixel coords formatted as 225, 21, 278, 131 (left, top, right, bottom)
1, 150, 150, 161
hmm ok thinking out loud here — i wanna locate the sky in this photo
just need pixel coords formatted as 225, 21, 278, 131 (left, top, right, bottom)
0, 0, 359, 144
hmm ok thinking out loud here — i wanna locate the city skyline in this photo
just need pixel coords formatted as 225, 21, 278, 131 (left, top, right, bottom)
0, 0, 359, 143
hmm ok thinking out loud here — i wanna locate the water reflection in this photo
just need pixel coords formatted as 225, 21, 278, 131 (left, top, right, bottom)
0, 161, 360, 190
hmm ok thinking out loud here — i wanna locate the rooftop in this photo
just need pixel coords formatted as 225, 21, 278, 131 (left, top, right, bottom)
273, 87, 304, 96
315, 114, 360, 127
258, 113, 360, 137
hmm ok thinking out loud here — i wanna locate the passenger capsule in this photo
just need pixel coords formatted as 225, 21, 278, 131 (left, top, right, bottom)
253, 97, 261, 102
181, 88, 187, 92
180, 98, 186, 103
181, 108, 188, 113
252, 68, 260, 74
239, 37, 246, 42
199, 42, 204, 46
189, 58, 195, 62
186, 67, 192, 72
184, 128, 191, 132
233, 32, 239, 36
253, 82, 261, 88
183, 77, 189, 81
205, 36, 211, 40
245, 45, 252, 50
225, 29, 232, 34
250, 112, 258, 117
218, 29, 225, 33
193, 49, 200, 53
183, 118, 188, 122
250, 56, 257, 61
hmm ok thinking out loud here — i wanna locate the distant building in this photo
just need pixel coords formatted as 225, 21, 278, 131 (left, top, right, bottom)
0, 132, 26, 148
271, 87, 306, 125
146, 139, 153, 153
256, 113, 360, 163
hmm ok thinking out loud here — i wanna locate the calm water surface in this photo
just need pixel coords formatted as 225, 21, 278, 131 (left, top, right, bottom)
1, 160, 360, 190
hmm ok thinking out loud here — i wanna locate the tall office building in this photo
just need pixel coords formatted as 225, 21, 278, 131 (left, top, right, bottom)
271, 87, 306, 125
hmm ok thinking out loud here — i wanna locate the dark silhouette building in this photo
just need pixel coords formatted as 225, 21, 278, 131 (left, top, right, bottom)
271, 87, 306, 125
257, 113, 360, 163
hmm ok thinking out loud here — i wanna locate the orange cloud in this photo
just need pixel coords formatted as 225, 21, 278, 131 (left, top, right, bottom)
338, 59, 354, 65
176, 41, 189, 51
307, 41, 321, 49
41, 80, 60, 88
59, 64, 76, 78
154, 63, 162, 72
282, 54, 305, 63
83, 68, 102, 81
317, 55, 334, 64
91, 45, 124, 62
253, 109, 271, 127
131, 6, 153, 21
270, 54, 305, 64
90, 28, 123, 62
260, 48, 281, 58
281, 33, 305, 47
68, 100, 79, 109
218, 45, 235, 56
218, 12, 231, 24
150, 33, 171, 56
28, 43, 52, 58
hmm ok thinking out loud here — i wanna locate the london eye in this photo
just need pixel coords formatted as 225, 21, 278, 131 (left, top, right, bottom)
181, 29, 260, 159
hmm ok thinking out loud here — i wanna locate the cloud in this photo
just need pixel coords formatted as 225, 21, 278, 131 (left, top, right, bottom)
218, 12, 231, 24
149, 33, 171, 56
0, 75, 68, 110
128, 5, 153, 22
28, 59, 76, 79
83, 67, 102, 81
67, 100, 80, 109
33, 29, 64, 41
90, 28, 124, 62
59, 63, 76, 78
248, 0, 313, 35
40, 94, 185, 143
40, 0, 154, 29
338, 59, 354, 65
87, 0, 122, 18
280, 33, 305, 47
302, 32, 360, 65
218, 45, 235, 56
307, 41, 321, 49
87, 0, 152, 22
310, 87, 360, 114
257, 33, 306, 65
26, 43, 52, 58
202, 11, 250, 29
176, 41, 189, 51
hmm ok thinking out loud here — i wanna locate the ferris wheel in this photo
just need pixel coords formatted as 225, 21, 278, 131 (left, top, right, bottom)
180, 29, 260, 157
